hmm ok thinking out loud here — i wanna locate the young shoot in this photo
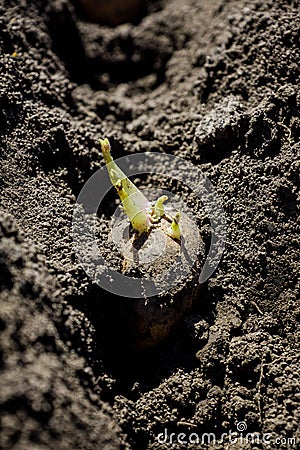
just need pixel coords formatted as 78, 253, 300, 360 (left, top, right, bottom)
166, 212, 181, 241
100, 138, 151, 234
100, 138, 182, 240
153, 195, 168, 219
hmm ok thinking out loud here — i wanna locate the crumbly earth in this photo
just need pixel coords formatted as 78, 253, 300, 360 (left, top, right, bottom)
0, 0, 299, 449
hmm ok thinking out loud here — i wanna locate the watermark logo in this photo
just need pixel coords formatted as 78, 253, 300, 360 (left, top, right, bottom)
236, 421, 247, 432
156, 422, 297, 447
72, 152, 226, 297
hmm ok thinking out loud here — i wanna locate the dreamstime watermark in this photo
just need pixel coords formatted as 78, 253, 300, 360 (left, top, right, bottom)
72, 152, 226, 297
156, 422, 297, 447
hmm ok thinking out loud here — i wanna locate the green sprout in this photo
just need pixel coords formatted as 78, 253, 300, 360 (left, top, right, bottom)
100, 138, 181, 240
153, 195, 168, 219
166, 212, 181, 240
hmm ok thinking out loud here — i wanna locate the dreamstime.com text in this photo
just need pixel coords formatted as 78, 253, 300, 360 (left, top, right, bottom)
155, 422, 297, 447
